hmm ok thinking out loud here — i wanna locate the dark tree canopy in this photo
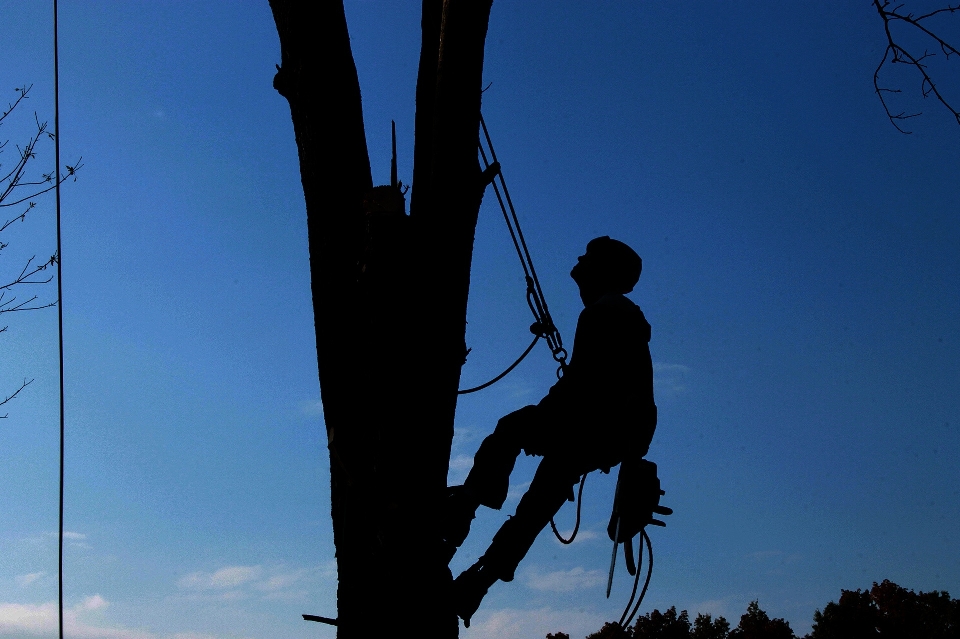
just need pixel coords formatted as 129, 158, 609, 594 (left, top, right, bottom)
567, 582, 958, 639
810, 580, 960, 639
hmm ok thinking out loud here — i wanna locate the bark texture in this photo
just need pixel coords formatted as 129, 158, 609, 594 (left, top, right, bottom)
269, 1, 494, 636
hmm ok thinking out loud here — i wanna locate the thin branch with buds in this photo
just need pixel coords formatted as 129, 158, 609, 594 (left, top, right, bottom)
0, 377, 33, 418
0, 83, 80, 417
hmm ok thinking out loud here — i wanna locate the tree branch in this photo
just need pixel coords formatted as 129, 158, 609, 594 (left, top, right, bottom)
0, 377, 33, 418
873, 0, 960, 132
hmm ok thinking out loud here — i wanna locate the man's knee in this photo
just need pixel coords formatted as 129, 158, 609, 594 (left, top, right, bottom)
495, 404, 538, 433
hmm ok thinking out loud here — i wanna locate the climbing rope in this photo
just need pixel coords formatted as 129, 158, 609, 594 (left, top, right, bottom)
455, 115, 585, 543
456, 114, 568, 396
619, 530, 654, 629
478, 113, 567, 377
549, 473, 587, 544
457, 335, 539, 395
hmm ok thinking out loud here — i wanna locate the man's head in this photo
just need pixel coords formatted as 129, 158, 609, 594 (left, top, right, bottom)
570, 236, 642, 298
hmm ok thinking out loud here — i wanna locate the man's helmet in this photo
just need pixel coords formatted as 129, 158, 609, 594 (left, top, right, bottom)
577, 236, 642, 293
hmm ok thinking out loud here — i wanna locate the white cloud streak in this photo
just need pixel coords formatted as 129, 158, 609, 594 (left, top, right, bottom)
448, 454, 474, 485
15, 573, 45, 588
0, 597, 242, 639
653, 362, 690, 394
524, 566, 606, 593
506, 481, 531, 502
173, 563, 333, 603
463, 607, 605, 639
653, 363, 690, 374
0, 598, 149, 639
177, 566, 261, 591
551, 529, 598, 545
300, 399, 324, 417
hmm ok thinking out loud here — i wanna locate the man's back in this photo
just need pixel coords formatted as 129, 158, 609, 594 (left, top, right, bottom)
538, 292, 656, 453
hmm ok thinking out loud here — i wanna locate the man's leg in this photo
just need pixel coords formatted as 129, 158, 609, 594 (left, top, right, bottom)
463, 405, 539, 508
442, 406, 539, 556
479, 454, 581, 580
453, 455, 582, 625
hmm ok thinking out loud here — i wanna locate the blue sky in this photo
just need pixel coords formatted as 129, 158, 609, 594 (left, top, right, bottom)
1, 2, 958, 638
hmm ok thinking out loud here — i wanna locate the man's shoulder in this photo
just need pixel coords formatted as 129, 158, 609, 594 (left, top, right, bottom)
587, 293, 645, 318
580, 293, 651, 338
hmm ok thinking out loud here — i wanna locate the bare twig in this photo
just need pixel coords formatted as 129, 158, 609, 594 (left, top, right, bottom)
873, 0, 960, 132
0, 84, 78, 417
0, 254, 57, 292
0, 378, 33, 418
0, 85, 31, 124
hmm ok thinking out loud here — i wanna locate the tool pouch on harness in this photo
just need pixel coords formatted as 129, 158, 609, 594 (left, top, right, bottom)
607, 459, 672, 575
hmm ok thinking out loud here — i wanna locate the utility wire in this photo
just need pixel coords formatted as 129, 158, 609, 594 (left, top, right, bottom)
53, 2, 66, 638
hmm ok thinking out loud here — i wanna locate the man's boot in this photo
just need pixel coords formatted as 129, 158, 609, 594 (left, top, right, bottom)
452, 560, 499, 628
440, 485, 480, 563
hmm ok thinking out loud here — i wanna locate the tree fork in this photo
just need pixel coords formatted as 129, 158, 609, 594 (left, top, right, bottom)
270, 1, 494, 636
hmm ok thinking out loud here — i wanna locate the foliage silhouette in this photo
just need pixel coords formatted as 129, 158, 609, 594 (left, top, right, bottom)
810, 579, 960, 638
568, 582, 959, 639
729, 601, 796, 639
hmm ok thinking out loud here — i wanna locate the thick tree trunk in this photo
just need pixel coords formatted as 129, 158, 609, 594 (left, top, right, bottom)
269, 1, 493, 636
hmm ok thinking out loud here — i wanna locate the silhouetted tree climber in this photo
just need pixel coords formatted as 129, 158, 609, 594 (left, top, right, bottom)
442, 236, 662, 626
269, 1, 960, 634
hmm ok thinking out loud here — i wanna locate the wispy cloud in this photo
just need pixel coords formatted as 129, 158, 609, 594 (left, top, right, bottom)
0, 595, 248, 638
451, 425, 484, 453
653, 362, 690, 394
551, 529, 598, 545
524, 566, 606, 592
79, 595, 108, 611
448, 454, 475, 485
15, 573, 44, 588
509, 386, 535, 398
39, 531, 91, 549
177, 566, 262, 591
300, 399, 324, 417
685, 596, 739, 621
653, 363, 690, 374
0, 597, 152, 639
506, 481, 531, 502
174, 563, 333, 603
464, 606, 605, 639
